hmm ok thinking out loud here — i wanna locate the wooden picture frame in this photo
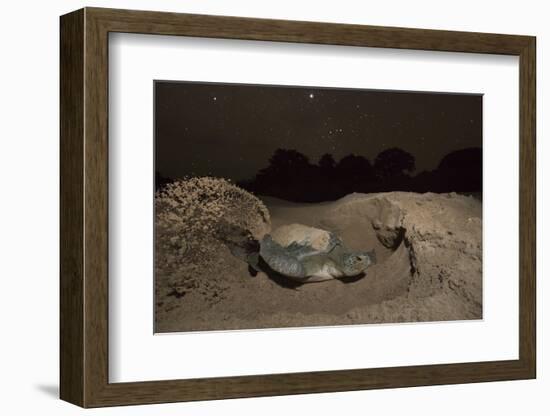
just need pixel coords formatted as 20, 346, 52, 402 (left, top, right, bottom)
60, 7, 536, 408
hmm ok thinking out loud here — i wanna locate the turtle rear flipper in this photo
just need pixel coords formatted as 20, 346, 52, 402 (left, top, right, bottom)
248, 264, 259, 277
217, 225, 266, 277
246, 252, 261, 276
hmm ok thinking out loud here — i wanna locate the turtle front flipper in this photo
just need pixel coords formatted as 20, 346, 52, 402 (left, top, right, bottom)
246, 252, 261, 277
326, 232, 344, 252
260, 235, 308, 280
285, 241, 320, 260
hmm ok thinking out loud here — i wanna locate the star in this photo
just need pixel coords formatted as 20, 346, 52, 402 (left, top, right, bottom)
213, 96, 217, 101
309, 93, 314, 99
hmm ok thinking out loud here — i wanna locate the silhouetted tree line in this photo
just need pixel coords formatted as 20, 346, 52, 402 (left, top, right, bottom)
156, 147, 481, 202
238, 147, 482, 202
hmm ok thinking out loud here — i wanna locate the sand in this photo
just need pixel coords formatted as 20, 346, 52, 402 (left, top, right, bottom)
155, 192, 482, 333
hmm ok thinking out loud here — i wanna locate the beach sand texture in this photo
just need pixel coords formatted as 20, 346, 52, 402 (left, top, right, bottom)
155, 191, 482, 333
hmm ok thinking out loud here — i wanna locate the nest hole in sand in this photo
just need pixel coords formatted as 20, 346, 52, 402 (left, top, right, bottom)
324, 196, 407, 264
243, 195, 416, 312
309, 195, 414, 303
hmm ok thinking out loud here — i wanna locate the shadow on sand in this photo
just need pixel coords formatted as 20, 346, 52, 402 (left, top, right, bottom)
248, 257, 366, 289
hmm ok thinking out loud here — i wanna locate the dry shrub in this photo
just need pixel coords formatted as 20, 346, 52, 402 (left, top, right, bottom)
155, 177, 270, 304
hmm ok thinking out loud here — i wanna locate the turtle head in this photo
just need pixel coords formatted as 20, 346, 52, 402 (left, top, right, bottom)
341, 250, 376, 276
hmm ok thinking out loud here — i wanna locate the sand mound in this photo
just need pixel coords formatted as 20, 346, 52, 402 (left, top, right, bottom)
154, 177, 271, 307
155, 191, 482, 332
329, 192, 482, 311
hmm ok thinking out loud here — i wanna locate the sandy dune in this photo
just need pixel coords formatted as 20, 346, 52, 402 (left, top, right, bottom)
155, 192, 482, 332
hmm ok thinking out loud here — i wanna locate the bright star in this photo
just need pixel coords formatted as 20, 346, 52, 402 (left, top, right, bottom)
309, 93, 314, 99
213, 97, 217, 101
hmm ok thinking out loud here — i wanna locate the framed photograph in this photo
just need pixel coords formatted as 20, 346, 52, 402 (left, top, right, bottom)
60, 7, 536, 407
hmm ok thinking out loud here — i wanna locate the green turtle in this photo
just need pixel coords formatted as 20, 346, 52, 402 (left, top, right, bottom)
258, 224, 376, 283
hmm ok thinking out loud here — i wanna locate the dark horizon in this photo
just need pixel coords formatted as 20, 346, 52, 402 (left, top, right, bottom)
156, 145, 482, 202
155, 81, 482, 185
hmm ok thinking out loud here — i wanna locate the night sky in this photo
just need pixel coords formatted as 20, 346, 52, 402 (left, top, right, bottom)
155, 81, 482, 182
